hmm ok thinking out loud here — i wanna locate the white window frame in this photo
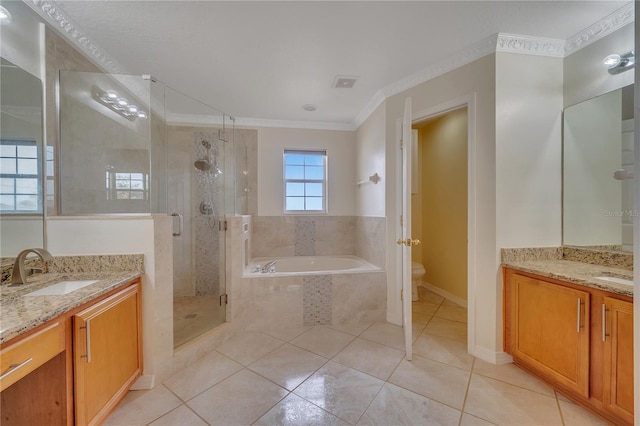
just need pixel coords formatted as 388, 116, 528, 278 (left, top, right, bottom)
106, 170, 149, 201
0, 139, 43, 214
283, 149, 327, 214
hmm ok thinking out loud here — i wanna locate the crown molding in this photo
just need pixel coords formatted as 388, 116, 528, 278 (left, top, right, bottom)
25, 0, 128, 75
167, 113, 355, 131
496, 33, 565, 57
565, 2, 634, 56
352, 90, 387, 130
353, 34, 497, 130
23, 0, 636, 133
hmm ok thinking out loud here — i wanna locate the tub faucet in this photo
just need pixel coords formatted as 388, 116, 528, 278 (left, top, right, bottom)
11, 248, 54, 285
262, 260, 276, 273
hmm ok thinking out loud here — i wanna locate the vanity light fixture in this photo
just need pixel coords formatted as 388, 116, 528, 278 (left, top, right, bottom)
603, 51, 635, 75
93, 86, 148, 121
0, 5, 12, 24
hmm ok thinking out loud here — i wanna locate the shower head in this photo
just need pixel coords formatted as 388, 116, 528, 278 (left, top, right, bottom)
194, 140, 212, 171
194, 158, 212, 171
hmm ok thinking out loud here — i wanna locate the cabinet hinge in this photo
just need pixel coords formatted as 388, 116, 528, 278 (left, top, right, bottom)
400, 215, 403, 226
220, 293, 228, 306
219, 220, 228, 231
400, 139, 403, 150
400, 289, 403, 301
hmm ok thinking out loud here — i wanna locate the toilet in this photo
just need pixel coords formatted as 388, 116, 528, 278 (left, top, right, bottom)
411, 261, 426, 301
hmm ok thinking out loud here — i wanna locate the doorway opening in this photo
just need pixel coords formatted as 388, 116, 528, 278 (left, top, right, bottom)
396, 93, 477, 355
410, 106, 469, 345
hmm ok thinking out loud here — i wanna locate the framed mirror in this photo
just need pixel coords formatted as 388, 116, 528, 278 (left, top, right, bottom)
0, 57, 45, 259
563, 84, 634, 252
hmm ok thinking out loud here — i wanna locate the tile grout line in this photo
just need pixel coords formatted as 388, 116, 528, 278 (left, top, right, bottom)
458, 357, 476, 426
555, 390, 568, 426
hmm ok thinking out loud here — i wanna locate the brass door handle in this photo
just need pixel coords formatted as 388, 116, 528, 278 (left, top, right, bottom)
396, 238, 421, 246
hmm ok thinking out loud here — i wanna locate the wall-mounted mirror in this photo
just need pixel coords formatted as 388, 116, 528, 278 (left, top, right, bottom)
563, 84, 634, 252
0, 57, 45, 259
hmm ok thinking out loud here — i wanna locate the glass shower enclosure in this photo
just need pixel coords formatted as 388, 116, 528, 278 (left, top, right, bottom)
58, 71, 240, 348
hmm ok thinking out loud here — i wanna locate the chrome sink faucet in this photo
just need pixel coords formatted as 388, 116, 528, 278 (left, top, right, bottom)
11, 248, 54, 285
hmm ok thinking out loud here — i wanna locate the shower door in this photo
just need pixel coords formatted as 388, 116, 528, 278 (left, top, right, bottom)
165, 86, 228, 348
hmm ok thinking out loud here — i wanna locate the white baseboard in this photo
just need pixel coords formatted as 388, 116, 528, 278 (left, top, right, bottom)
131, 374, 155, 390
419, 282, 467, 308
473, 345, 513, 365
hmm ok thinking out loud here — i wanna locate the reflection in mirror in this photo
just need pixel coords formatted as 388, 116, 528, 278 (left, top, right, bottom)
0, 57, 45, 259
58, 71, 154, 214
563, 85, 634, 252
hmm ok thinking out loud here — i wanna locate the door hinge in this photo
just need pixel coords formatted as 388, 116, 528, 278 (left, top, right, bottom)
220, 293, 228, 306
400, 139, 403, 150
400, 289, 403, 301
400, 215, 403, 226
219, 220, 228, 231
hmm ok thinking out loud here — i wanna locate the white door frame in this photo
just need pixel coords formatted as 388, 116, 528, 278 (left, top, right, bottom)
394, 93, 477, 355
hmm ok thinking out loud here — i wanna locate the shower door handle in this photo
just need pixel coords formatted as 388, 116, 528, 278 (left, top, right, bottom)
171, 213, 183, 237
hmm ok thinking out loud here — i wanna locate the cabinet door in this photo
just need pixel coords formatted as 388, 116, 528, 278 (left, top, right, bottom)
73, 283, 142, 426
509, 274, 590, 397
602, 297, 633, 423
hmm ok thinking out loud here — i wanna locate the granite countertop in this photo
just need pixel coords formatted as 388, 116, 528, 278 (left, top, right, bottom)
503, 259, 634, 297
0, 271, 142, 344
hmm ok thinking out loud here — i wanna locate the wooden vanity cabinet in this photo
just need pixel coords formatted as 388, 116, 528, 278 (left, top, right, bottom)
73, 282, 143, 426
0, 278, 142, 426
504, 272, 590, 396
0, 322, 68, 425
504, 268, 633, 425
602, 297, 634, 424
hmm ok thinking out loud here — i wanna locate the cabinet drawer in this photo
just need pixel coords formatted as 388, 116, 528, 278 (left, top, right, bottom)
0, 321, 65, 392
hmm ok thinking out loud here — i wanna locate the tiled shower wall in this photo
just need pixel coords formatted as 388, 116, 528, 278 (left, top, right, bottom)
193, 132, 222, 296
355, 216, 386, 267
251, 215, 386, 268
251, 216, 356, 258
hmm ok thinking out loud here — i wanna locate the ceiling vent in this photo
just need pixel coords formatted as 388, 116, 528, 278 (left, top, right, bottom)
333, 75, 358, 89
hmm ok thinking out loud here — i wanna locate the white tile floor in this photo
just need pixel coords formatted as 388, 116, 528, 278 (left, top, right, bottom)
106, 288, 609, 426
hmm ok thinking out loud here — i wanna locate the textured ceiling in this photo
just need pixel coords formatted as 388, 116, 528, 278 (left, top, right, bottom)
52, 1, 631, 128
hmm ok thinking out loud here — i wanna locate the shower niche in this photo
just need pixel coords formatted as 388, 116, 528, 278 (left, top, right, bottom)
58, 71, 247, 348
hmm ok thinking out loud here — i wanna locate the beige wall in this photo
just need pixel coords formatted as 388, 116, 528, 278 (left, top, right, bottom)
412, 108, 468, 300
383, 55, 496, 358
355, 103, 386, 217
257, 127, 356, 216
495, 52, 563, 249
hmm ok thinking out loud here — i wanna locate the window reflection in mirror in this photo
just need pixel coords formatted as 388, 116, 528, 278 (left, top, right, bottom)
563, 84, 634, 252
0, 57, 45, 258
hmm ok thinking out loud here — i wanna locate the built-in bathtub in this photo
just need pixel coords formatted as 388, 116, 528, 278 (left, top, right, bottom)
233, 254, 385, 329
244, 255, 381, 277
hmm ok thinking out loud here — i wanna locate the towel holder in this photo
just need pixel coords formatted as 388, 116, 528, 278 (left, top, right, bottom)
356, 173, 381, 187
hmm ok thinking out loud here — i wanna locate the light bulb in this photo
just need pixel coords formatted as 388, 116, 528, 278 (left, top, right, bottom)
137, 111, 148, 119
128, 105, 138, 113
0, 6, 13, 25
106, 90, 118, 99
117, 97, 128, 106
603, 54, 621, 68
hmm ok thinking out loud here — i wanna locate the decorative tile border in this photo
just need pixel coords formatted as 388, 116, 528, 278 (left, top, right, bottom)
303, 275, 332, 326
295, 218, 316, 256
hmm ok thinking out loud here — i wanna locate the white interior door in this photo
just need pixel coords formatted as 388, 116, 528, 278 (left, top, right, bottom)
400, 97, 416, 360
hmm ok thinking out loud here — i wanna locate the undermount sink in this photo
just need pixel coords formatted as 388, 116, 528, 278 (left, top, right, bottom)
24, 280, 99, 296
593, 276, 634, 286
